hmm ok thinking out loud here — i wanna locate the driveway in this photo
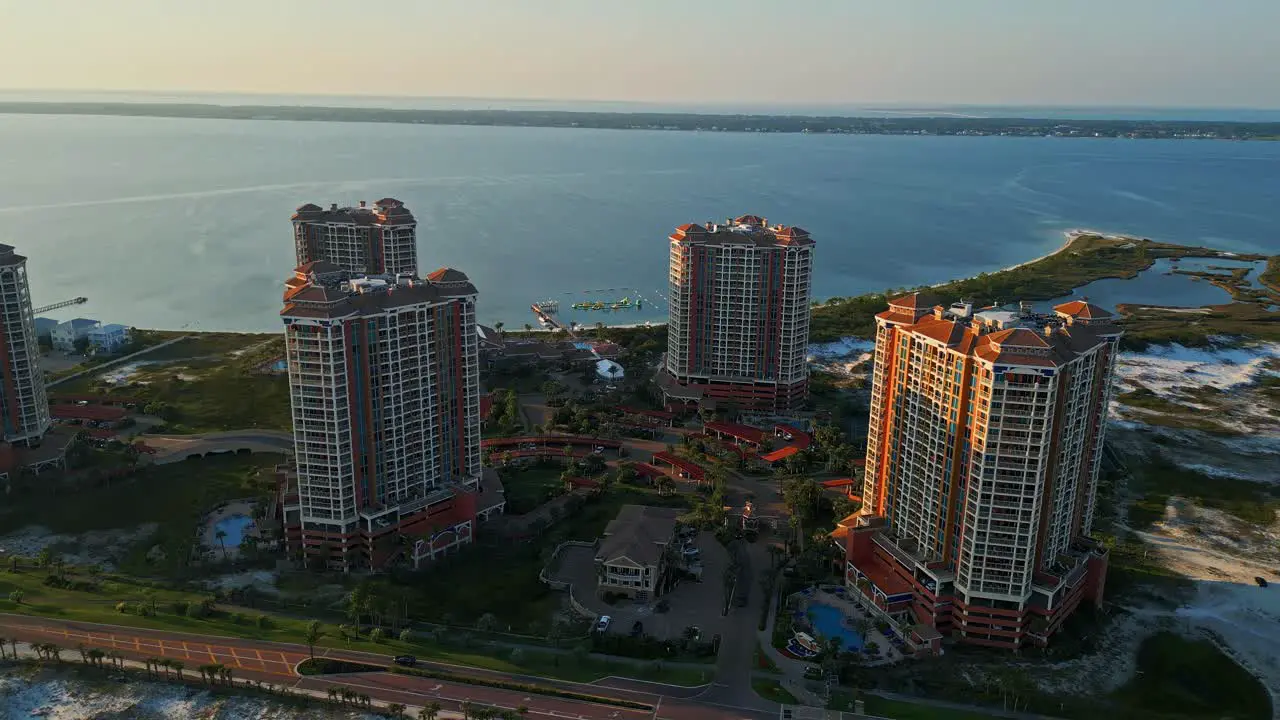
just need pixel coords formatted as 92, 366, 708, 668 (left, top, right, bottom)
549, 531, 732, 641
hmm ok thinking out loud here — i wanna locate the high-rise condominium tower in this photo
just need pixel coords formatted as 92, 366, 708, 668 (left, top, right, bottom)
292, 199, 417, 276
843, 295, 1118, 652
658, 215, 814, 411
278, 260, 485, 571
0, 244, 50, 445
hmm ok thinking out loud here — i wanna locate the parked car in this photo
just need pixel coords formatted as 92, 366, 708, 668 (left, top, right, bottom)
630, 620, 643, 637
595, 615, 612, 633
393, 655, 417, 667
1256, 576, 1269, 588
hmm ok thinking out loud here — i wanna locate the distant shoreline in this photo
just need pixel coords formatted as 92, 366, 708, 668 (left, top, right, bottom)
2, 101, 1278, 140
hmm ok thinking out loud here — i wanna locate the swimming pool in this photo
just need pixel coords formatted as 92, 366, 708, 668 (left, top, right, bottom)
214, 514, 254, 547
808, 603, 865, 651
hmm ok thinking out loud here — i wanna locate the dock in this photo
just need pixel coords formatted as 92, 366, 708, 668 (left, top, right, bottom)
531, 303, 578, 339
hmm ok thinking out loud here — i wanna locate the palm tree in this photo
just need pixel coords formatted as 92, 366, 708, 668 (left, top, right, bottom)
215, 529, 229, 561
172, 660, 184, 680
305, 619, 323, 659
419, 702, 443, 720
475, 613, 498, 633
46, 643, 62, 662
387, 702, 407, 717
523, 323, 533, 334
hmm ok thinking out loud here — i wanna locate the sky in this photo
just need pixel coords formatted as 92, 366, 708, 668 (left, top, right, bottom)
1, 0, 1278, 108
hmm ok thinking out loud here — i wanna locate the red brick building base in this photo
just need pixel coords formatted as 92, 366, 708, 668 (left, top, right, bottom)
659, 370, 807, 412
843, 525, 1109, 652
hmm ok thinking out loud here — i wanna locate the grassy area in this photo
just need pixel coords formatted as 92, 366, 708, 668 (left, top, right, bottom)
499, 464, 567, 514
55, 334, 290, 434
1115, 389, 1236, 434
1259, 256, 1280, 294
0, 562, 709, 686
1111, 632, 1272, 719
0, 454, 282, 577
375, 486, 691, 636
127, 331, 278, 362
828, 691, 998, 719
1127, 454, 1280, 527
1119, 301, 1280, 348
752, 678, 800, 705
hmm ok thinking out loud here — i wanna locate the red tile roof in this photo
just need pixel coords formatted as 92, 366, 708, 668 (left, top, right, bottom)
704, 421, 765, 444
651, 452, 706, 480
617, 405, 676, 421
1054, 299, 1113, 320
760, 445, 800, 463
633, 462, 667, 478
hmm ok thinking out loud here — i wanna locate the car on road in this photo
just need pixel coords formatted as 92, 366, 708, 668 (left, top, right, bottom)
631, 620, 643, 637
1256, 576, 1269, 588
392, 655, 417, 667
595, 615, 612, 633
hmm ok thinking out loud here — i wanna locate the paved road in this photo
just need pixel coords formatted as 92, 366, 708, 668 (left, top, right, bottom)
0, 614, 779, 720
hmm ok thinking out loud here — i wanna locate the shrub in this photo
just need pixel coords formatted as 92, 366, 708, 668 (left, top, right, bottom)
171, 601, 189, 616
115, 601, 128, 613
230, 612, 244, 625
399, 628, 413, 642
256, 614, 271, 629
369, 628, 385, 643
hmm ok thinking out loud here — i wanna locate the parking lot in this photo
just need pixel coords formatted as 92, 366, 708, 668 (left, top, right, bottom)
548, 530, 733, 641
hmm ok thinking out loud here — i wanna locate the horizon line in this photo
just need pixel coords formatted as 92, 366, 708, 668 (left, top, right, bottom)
1, 88, 1278, 113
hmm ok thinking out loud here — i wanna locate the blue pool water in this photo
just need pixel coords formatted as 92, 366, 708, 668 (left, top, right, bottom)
808, 603, 865, 651
271, 360, 287, 372
214, 514, 253, 547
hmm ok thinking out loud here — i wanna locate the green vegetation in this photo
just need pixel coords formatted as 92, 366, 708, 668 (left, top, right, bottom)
811, 234, 1231, 342
1127, 454, 1280, 527
1114, 388, 1236, 434
0, 561, 707, 686
828, 691, 998, 719
55, 334, 290, 434
0, 454, 282, 576
1111, 632, 1272, 719
389, 485, 690, 633
1259, 256, 1280, 294
751, 678, 800, 705
1119, 302, 1280, 349
496, 463, 566, 514
127, 331, 277, 362
809, 232, 1280, 347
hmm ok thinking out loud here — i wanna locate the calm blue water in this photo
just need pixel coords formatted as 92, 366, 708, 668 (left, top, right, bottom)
214, 514, 253, 547
1, 114, 1277, 332
809, 603, 865, 651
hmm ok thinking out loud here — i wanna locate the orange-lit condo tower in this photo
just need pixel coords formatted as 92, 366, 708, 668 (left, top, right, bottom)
658, 215, 813, 412
849, 295, 1118, 652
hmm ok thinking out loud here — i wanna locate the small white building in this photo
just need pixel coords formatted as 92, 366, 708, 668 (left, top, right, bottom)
88, 323, 131, 353
595, 358, 624, 383
51, 318, 100, 352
